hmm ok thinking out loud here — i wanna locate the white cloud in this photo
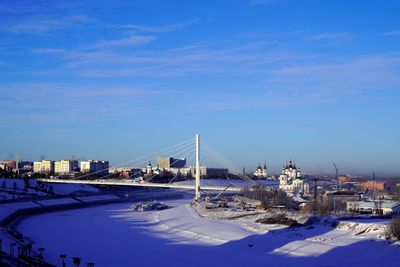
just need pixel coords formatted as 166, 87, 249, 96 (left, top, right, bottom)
249, 0, 277, 6
0, 82, 158, 124
8, 15, 90, 34
0, 1, 51, 14
305, 32, 352, 42
19, 33, 400, 115
276, 55, 400, 93
120, 21, 193, 33
382, 30, 400, 37
93, 34, 156, 48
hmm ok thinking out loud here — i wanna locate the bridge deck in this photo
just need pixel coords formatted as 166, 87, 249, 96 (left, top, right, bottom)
37, 179, 243, 192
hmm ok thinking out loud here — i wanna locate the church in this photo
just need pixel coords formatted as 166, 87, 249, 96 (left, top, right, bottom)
279, 161, 309, 195
254, 163, 268, 178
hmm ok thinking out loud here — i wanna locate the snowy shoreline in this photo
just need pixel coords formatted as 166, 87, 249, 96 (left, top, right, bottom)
13, 198, 400, 267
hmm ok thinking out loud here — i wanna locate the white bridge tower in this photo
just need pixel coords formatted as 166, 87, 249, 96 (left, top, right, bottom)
195, 134, 201, 199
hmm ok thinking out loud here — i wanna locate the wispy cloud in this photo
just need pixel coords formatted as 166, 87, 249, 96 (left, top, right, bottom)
184, 55, 400, 112
7, 15, 90, 34
276, 55, 400, 93
28, 45, 400, 114
0, 83, 159, 124
382, 30, 400, 37
7, 23, 400, 117
2, 52, 400, 122
93, 34, 156, 48
249, 0, 277, 6
305, 32, 352, 42
0, 1, 52, 14
120, 21, 194, 33
33, 41, 314, 77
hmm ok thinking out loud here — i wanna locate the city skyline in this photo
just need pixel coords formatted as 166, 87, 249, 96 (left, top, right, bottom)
1, 1, 400, 176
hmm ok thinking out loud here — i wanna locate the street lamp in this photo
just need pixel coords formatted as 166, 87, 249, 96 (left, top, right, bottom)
38, 247, 44, 259
73, 257, 81, 267
10, 242, 16, 256
60, 254, 67, 267
27, 244, 32, 257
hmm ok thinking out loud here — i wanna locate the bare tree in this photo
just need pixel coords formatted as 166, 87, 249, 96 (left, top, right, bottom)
388, 218, 400, 241
310, 198, 330, 216
243, 186, 293, 209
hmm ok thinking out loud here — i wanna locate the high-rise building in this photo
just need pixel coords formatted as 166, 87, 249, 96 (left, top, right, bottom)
80, 160, 109, 177
33, 160, 55, 175
55, 160, 78, 174
33, 161, 42, 173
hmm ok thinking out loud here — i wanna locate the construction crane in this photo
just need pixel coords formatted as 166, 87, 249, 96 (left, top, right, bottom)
333, 162, 339, 179
215, 184, 232, 199
333, 162, 341, 191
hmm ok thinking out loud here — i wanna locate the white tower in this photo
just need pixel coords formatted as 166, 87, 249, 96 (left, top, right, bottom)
195, 134, 201, 199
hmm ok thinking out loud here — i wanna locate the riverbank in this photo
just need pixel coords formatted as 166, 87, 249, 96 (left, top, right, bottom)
0, 187, 184, 266
15, 198, 400, 267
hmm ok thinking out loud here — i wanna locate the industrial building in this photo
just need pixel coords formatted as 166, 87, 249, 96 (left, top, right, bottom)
359, 181, 386, 192
347, 200, 400, 215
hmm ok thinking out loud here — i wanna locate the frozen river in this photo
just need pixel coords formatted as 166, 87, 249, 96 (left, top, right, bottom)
16, 198, 400, 267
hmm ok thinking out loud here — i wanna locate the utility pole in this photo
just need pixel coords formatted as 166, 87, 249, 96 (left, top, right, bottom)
314, 178, 318, 199
195, 134, 201, 200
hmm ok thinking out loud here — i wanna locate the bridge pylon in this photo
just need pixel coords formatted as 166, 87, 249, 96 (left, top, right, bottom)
195, 134, 201, 200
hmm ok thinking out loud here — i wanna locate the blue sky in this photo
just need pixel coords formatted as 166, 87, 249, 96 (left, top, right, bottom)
1, 0, 400, 176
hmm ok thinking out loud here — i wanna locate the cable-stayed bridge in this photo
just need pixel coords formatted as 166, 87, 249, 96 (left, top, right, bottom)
36, 178, 243, 192
38, 134, 255, 197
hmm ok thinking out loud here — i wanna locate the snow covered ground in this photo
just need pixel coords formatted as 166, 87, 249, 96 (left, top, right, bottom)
0, 178, 48, 200
45, 182, 99, 195
16, 198, 400, 267
0, 178, 99, 200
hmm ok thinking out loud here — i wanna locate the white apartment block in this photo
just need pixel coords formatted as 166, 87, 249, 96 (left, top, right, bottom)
33, 160, 55, 174
33, 161, 42, 173
55, 160, 78, 174
80, 160, 109, 177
